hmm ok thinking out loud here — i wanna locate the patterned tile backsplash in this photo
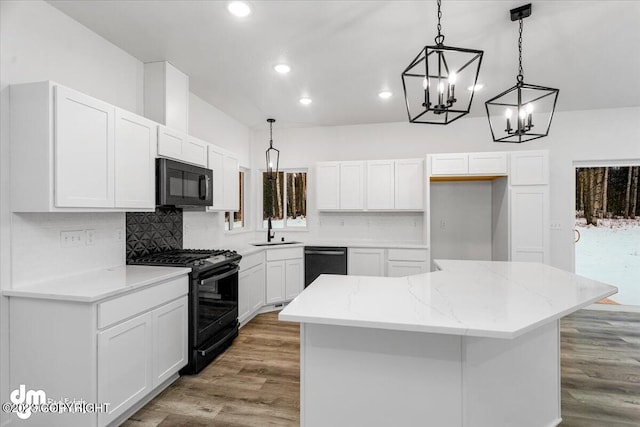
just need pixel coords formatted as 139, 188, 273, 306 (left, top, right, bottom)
126, 208, 183, 259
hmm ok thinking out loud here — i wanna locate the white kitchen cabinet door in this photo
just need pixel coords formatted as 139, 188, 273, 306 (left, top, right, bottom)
250, 263, 266, 313
54, 86, 115, 208
223, 153, 240, 211
395, 159, 425, 210
98, 312, 153, 426
387, 261, 428, 277
266, 261, 286, 304
430, 154, 469, 175
207, 146, 224, 210
510, 186, 550, 263
114, 109, 157, 209
238, 269, 252, 323
158, 126, 208, 167
316, 162, 341, 210
285, 258, 304, 301
348, 248, 385, 276
183, 136, 209, 167
152, 296, 188, 387
510, 151, 549, 185
468, 152, 507, 175
366, 160, 395, 210
340, 161, 365, 210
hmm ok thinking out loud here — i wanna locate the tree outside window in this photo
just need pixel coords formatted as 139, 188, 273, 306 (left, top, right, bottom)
263, 170, 307, 228
225, 169, 246, 231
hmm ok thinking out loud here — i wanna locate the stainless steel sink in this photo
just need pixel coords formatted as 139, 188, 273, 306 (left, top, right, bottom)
251, 241, 301, 246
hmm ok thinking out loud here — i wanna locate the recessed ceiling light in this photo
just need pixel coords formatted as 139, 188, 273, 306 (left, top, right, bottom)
274, 64, 291, 74
299, 97, 312, 105
467, 84, 484, 92
227, 1, 251, 18
378, 91, 393, 99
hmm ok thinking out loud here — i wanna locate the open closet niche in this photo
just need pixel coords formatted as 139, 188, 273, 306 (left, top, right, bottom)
429, 176, 509, 263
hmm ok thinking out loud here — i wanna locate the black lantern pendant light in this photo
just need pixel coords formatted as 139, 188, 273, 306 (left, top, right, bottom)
485, 4, 559, 143
265, 118, 279, 180
401, 0, 484, 125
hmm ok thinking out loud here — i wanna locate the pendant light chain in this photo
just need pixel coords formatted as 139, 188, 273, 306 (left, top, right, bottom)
517, 17, 524, 83
435, 0, 445, 45
269, 120, 274, 148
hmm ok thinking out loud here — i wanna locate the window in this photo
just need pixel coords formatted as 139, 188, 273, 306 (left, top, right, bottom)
225, 169, 246, 231
263, 170, 307, 229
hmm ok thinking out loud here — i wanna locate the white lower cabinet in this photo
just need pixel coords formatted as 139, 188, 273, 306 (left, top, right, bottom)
348, 248, 386, 276
239, 261, 266, 324
265, 247, 304, 304
8, 274, 189, 427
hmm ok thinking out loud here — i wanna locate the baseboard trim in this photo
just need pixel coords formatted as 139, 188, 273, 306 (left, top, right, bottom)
584, 303, 640, 313
547, 417, 562, 427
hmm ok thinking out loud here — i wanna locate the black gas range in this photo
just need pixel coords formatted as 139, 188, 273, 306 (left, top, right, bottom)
128, 249, 242, 374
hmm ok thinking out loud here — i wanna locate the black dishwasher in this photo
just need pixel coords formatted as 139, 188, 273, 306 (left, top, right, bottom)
304, 246, 348, 287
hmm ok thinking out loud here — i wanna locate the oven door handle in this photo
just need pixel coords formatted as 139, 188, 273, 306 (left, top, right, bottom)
198, 327, 238, 357
200, 266, 239, 285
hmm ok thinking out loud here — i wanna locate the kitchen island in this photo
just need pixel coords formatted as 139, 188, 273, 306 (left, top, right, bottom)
279, 260, 617, 427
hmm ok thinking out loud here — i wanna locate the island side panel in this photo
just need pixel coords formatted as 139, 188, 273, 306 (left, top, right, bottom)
462, 320, 561, 427
301, 323, 463, 427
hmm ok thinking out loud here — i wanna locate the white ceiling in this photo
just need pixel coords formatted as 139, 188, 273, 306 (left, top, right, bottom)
47, 0, 640, 129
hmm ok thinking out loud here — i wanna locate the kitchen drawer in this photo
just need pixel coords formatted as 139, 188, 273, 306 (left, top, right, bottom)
98, 275, 188, 329
387, 248, 429, 262
266, 247, 303, 262
240, 251, 264, 271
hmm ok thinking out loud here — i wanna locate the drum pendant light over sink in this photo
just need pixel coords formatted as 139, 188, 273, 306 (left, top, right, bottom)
265, 118, 279, 180
401, 0, 484, 125
485, 4, 559, 143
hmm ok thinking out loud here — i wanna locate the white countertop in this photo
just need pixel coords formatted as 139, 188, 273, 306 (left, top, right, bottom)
2, 266, 191, 303
279, 259, 617, 339
231, 240, 428, 257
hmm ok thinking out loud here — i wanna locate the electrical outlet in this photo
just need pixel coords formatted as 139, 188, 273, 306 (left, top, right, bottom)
549, 222, 562, 230
60, 230, 84, 248
115, 228, 124, 241
85, 229, 96, 246
440, 220, 446, 230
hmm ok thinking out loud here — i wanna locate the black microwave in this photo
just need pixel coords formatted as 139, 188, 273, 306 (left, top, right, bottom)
156, 158, 213, 207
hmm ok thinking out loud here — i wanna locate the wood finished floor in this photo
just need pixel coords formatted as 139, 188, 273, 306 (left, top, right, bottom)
124, 310, 640, 427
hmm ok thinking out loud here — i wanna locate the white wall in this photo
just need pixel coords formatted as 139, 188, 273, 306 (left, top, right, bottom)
250, 107, 640, 271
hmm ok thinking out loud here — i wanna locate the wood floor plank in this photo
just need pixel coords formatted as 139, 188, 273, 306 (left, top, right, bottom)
124, 309, 640, 426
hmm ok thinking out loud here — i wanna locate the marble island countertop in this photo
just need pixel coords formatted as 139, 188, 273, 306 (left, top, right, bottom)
2, 265, 191, 302
279, 259, 617, 339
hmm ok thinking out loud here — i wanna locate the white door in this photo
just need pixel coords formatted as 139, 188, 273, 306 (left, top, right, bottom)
183, 136, 208, 167
285, 259, 303, 300
348, 248, 385, 276
152, 297, 188, 386
367, 160, 395, 210
207, 146, 224, 210
238, 269, 251, 323
54, 86, 115, 207
224, 154, 240, 211
511, 186, 550, 263
510, 151, 549, 185
251, 264, 266, 312
98, 312, 153, 426
266, 261, 285, 304
316, 162, 340, 210
158, 126, 188, 161
387, 261, 428, 277
114, 109, 157, 209
430, 154, 468, 175
340, 161, 365, 210
395, 159, 424, 210
468, 152, 507, 175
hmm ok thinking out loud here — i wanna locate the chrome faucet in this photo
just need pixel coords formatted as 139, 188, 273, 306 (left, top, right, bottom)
267, 217, 275, 242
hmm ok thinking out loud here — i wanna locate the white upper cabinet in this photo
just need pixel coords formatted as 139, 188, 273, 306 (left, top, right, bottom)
366, 160, 395, 210
54, 86, 115, 208
340, 161, 366, 210
157, 126, 207, 167
316, 162, 341, 210
510, 150, 549, 185
10, 81, 155, 212
395, 159, 424, 210
430, 153, 469, 175
115, 109, 157, 209
207, 145, 239, 211
468, 152, 507, 175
